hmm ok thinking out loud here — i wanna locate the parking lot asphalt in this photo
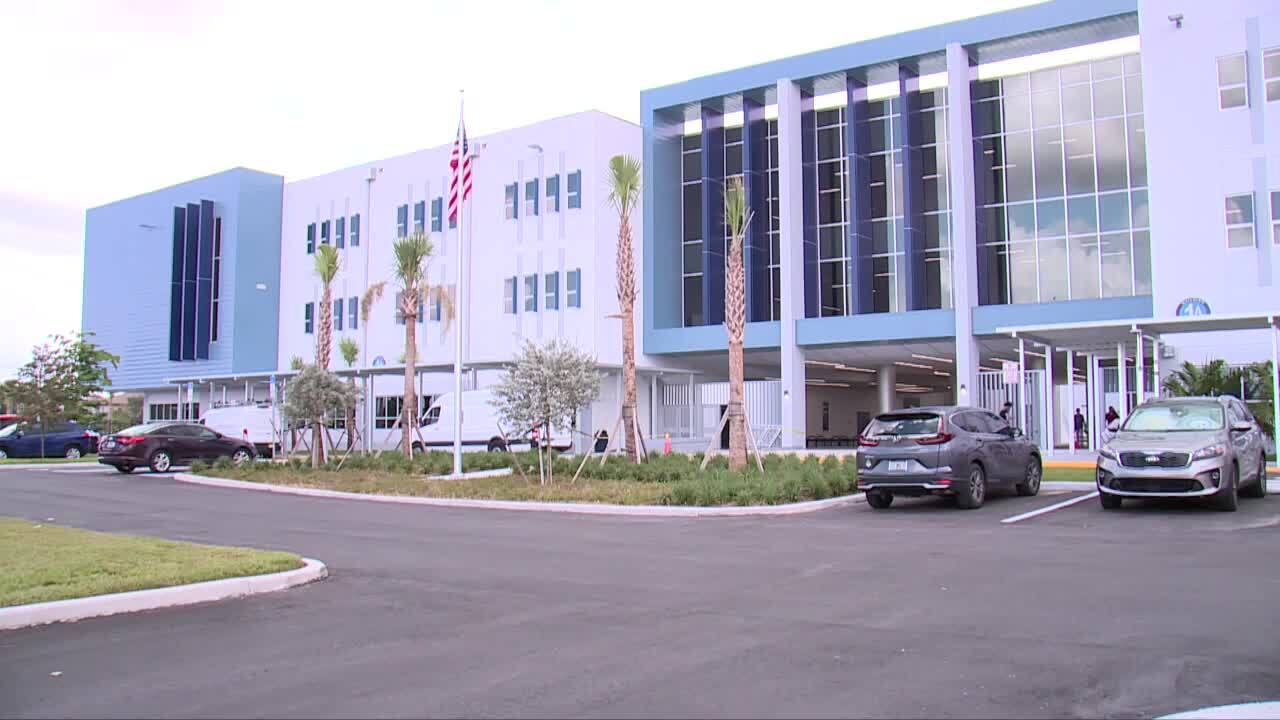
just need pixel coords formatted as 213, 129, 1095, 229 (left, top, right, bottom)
1, 466, 1278, 719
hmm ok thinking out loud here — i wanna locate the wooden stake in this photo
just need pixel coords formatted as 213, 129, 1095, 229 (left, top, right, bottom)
699, 409, 731, 471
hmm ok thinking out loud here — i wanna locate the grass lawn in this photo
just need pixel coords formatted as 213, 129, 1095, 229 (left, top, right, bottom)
1042, 466, 1097, 483
0, 518, 303, 608
0, 457, 97, 465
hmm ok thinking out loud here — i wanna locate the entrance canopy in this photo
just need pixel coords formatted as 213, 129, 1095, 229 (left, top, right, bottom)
993, 312, 1280, 352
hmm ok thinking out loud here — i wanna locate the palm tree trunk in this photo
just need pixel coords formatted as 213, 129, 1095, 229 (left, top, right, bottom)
402, 308, 417, 458
725, 234, 747, 472
617, 214, 639, 463
312, 285, 333, 468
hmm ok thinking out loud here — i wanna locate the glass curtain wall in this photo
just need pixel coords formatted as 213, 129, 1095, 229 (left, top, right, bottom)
766, 119, 781, 320
681, 133, 703, 326
973, 53, 1150, 305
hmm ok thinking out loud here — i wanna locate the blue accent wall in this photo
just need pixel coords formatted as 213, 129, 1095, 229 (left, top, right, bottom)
898, 67, 927, 311
195, 199, 215, 359
700, 106, 726, 326
798, 309, 956, 347
801, 95, 819, 318
972, 296, 1153, 334
82, 168, 283, 390
647, 321, 782, 355
742, 97, 769, 323
846, 76, 873, 315
168, 206, 185, 362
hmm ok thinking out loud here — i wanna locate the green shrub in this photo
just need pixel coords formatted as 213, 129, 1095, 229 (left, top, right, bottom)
190, 459, 209, 473
212, 456, 234, 472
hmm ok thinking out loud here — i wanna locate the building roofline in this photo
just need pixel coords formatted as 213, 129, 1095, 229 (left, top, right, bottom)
87, 166, 283, 212
639, 0, 1138, 115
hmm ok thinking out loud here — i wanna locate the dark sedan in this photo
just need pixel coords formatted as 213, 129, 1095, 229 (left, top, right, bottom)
98, 422, 255, 473
0, 422, 99, 460
855, 406, 1042, 509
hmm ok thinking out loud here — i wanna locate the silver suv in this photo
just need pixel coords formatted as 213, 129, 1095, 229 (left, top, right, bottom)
1096, 396, 1269, 512
856, 406, 1042, 510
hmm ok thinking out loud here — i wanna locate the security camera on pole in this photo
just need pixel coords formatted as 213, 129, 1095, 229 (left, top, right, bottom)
447, 92, 474, 476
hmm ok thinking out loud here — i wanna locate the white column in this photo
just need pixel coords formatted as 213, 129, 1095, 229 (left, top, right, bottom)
1066, 350, 1076, 450
1017, 337, 1027, 431
1088, 354, 1100, 451
1044, 344, 1054, 455
777, 78, 808, 448
650, 374, 658, 439
877, 365, 897, 413
1116, 341, 1128, 417
946, 43, 980, 406
1134, 330, 1145, 405
1151, 336, 1161, 397
688, 373, 697, 439
176, 384, 183, 421
1272, 319, 1279, 462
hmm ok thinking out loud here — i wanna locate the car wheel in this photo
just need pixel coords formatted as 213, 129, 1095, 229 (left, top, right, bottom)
955, 463, 986, 509
232, 448, 253, 466
1241, 454, 1267, 499
411, 442, 424, 454
1213, 464, 1239, 512
487, 438, 507, 453
148, 450, 173, 473
0, 448, 7, 460
1016, 457, 1042, 496
64, 445, 83, 460
866, 490, 893, 509
1100, 492, 1122, 510
115, 465, 134, 474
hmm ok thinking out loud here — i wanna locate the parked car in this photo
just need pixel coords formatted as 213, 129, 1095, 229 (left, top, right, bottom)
1096, 396, 1268, 512
856, 406, 1042, 510
200, 404, 278, 458
0, 421, 99, 460
97, 422, 256, 473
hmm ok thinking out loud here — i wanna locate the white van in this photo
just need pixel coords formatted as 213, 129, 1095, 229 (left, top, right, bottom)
414, 389, 572, 453
201, 405, 278, 457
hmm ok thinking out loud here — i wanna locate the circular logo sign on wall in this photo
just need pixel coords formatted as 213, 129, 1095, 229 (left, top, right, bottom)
1175, 298, 1211, 317
371, 356, 387, 367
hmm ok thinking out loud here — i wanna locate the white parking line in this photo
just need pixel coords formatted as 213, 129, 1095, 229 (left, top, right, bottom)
1001, 491, 1099, 524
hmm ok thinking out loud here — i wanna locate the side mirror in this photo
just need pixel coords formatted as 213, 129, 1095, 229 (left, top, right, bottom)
1010, 427, 1024, 438
1231, 421, 1253, 433
15, 430, 23, 439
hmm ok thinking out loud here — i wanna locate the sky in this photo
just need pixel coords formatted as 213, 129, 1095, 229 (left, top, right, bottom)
0, 0, 1035, 379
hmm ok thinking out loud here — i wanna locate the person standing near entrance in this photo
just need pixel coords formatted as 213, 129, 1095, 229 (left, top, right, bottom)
999, 401, 1014, 424
1073, 408, 1086, 450
1105, 406, 1120, 426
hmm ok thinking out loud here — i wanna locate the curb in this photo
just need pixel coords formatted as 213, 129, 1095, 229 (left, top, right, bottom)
175, 473, 866, 517
0, 558, 327, 631
424, 467, 513, 481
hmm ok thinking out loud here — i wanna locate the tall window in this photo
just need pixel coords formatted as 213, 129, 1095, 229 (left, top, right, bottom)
211, 217, 221, 342
429, 294, 441, 322
336, 216, 345, 249
681, 133, 703, 326
396, 204, 408, 237
821, 401, 830, 432
350, 214, 360, 247
566, 269, 582, 308
321, 220, 330, 245
413, 201, 425, 234
814, 109, 848, 316
765, 119, 781, 320
149, 403, 179, 422
431, 198, 443, 232
1218, 53, 1248, 109
524, 274, 539, 312
304, 302, 314, 334
973, 54, 1150, 304
1226, 193, 1256, 248
334, 298, 344, 331
545, 175, 560, 212
306, 223, 316, 254
1266, 48, 1280, 103
503, 277, 517, 313
567, 170, 582, 209
525, 180, 540, 216
504, 184, 518, 219
544, 271, 559, 310
374, 396, 402, 429
349, 296, 359, 330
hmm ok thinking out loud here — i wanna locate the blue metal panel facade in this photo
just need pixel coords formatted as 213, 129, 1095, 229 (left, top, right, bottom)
897, 66, 927, 311
845, 76, 873, 315
168, 206, 185, 361
195, 200, 215, 359
83, 168, 283, 390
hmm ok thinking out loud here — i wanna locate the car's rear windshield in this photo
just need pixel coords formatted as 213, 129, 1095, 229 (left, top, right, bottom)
864, 413, 941, 437
1123, 404, 1224, 432
116, 423, 169, 437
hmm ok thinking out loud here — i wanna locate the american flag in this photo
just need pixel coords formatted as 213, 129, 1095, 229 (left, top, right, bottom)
447, 106, 472, 223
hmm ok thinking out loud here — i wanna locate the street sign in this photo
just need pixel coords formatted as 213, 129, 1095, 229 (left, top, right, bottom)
1002, 361, 1019, 385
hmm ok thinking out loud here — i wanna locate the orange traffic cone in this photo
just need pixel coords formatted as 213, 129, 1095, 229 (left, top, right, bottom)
663, 432, 672, 455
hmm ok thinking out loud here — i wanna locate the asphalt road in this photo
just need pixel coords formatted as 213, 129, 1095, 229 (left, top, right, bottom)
2, 466, 1278, 719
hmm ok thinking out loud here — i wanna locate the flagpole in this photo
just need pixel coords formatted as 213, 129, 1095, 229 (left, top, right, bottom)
452, 92, 465, 476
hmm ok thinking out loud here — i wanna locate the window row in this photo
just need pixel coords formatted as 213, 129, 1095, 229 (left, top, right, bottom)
305, 214, 361, 255
302, 296, 360, 334
148, 403, 200, 422
504, 170, 582, 220
1223, 191, 1280, 248
503, 269, 582, 313
1216, 48, 1280, 109
373, 395, 432, 429
398, 198, 455, 238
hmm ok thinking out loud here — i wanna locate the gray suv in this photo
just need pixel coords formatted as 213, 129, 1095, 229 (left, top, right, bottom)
1096, 396, 1269, 512
856, 406, 1042, 510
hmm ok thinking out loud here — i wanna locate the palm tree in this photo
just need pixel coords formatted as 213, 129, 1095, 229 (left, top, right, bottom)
607, 154, 642, 462
1163, 359, 1236, 397
339, 337, 360, 450
308, 244, 341, 466
362, 232, 454, 457
723, 177, 753, 471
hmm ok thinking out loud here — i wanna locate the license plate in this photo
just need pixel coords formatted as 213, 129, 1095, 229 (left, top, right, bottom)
887, 461, 908, 472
